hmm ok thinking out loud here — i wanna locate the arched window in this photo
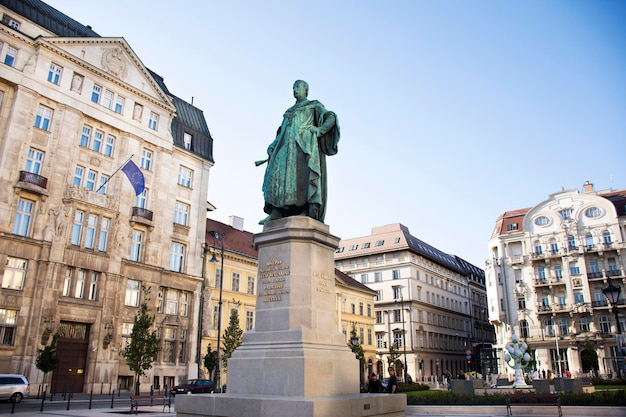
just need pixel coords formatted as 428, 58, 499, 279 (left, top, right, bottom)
568, 235, 576, 250
585, 233, 594, 249
603, 231, 612, 244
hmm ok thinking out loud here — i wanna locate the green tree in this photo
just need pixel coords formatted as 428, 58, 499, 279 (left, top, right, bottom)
35, 333, 60, 386
221, 310, 243, 370
121, 289, 160, 394
204, 343, 217, 379
387, 341, 402, 372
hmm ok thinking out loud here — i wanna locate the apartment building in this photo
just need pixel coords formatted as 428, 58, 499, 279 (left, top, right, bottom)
335, 223, 494, 382
486, 183, 626, 379
0, 0, 213, 392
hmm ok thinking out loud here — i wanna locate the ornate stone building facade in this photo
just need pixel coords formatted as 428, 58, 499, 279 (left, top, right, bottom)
0, 0, 213, 392
486, 183, 626, 379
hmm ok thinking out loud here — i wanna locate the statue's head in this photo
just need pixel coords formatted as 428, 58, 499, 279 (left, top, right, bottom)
293, 80, 309, 96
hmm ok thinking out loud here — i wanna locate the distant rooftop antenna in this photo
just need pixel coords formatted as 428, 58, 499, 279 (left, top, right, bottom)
191, 96, 194, 105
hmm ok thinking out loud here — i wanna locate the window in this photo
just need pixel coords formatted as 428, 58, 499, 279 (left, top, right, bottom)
92, 130, 103, 153
599, 316, 611, 333
246, 311, 254, 331
177, 166, 192, 187
392, 270, 400, 280
34, 105, 53, 131
247, 276, 255, 295
63, 269, 71, 296
80, 125, 91, 147
585, 233, 594, 249
520, 320, 529, 338
166, 289, 179, 315
180, 292, 189, 316
104, 135, 115, 157
558, 318, 570, 335
75, 270, 85, 298
170, 242, 185, 272
374, 272, 382, 282
362, 242, 370, 249
140, 149, 152, 170
71, 210, 84, 245
393, 332, 403, 348
122, 323, 134, 348
569, 262, 580, 275
86, 170, 97, 191
88, 272, 97, 300
554, 265, 562, 279
574, 291, 584, 303
506, 223, 518, 231
73, 166, 84, 187
178, 330, 187, 363
393, 286, 403, 299
375, 240, 384, 247
84, 214, 97, 248
183, 132, 192, 150
537, 267, 546, 280
603, 231, 612, 244
2, 257, 27, 290
518, 297, 526, 310
47, 63, 62, 85
359, 302, 364, 315
163, 328, 176, 362
550, 241, 559, 253
393, 309, 402, 322
578, 317, 590, 333
102, 90, 114, 109
12, 199, 33, 237
560, 208, 573, 220
148, 112, 159, 130
367, 304, 372, 317
174, 201, 189, 226
568, 235, 576, 250
0, 309, 18, 345
585, 207, 601, 218
135, 188, 148, 209
534, 216, 549, 226
125, 279, 140, 307
4, 46, 16, 67
360, 274, 367, 283
232, 272, 240, 292
130, 230, 143, 262
25, 148, 44, 175
212, 306, 219, 329
534, 241, 542, 254
1, 14, 20, 30
91, 84, 102, 103
215, 269, 222, 288
114, 96, 125, 114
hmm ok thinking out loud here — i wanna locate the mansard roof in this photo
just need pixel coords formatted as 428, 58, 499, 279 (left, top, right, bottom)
335, 269, 377, 295
1, 0, 99, 37
205, 219, 257, 260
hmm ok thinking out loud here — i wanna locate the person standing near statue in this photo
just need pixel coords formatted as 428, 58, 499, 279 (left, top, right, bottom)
259, 80, 340, 224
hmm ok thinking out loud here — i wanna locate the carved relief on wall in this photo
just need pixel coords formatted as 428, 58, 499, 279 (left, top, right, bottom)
101, 47, 128, 79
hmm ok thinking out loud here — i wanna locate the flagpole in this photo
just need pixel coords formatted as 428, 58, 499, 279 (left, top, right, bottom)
95, 154, 134, 194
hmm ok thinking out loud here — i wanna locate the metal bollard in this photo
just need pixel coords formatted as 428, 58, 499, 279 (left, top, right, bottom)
66, 387, 71, 410
111, 390, 115, 408
40, 388, 46, 412
89, 387, 93, 409
100, 382, 103, 395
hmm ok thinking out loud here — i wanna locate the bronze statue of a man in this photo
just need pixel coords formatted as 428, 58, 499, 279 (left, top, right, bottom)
259, 80, 340, 224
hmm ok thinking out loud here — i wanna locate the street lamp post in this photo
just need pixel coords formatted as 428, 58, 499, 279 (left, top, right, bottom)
208, 230, 225, 392
394, 286, 408, 380
196, 243, 209, 376
603, 278, 623, 379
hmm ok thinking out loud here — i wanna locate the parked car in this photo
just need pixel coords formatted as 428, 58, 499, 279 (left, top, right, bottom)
0, 374, 30, 403
170, 379, 214, 395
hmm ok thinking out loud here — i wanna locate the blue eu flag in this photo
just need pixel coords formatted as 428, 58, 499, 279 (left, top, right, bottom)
121, 160, 145, 196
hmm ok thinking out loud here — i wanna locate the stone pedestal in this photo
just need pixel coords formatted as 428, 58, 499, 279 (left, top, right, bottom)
177, 217, 406, 417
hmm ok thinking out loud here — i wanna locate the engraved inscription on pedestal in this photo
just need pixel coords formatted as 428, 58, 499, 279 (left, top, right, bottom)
259, 260, 290, 303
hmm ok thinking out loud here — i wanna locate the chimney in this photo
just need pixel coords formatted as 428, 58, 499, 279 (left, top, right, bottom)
229, 215, 244, 231
583, 181, 594, 193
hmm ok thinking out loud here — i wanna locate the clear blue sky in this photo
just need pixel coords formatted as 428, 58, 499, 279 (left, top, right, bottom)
47, 0, 626, 267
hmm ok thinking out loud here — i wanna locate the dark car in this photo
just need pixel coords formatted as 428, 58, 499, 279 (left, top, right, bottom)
170, 379, 214, 395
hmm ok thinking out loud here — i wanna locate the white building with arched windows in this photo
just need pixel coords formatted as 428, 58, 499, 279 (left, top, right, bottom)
486, 182, 626, 380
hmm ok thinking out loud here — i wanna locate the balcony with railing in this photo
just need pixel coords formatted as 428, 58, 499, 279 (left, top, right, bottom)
606, 269, 623, 278
530, 252, 544, 261
15, 170, 49, 197
587, 271, 603, 279
537, 305, 552, 313
550, 276, 565, 286
130, 206, 154, 227
591, 299, 608, 308
534, 277, 549, 286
